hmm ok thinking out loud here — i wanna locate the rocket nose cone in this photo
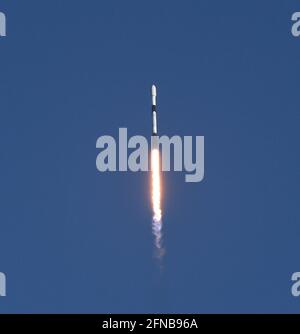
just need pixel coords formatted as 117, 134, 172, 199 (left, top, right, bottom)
151, 84, 157, 97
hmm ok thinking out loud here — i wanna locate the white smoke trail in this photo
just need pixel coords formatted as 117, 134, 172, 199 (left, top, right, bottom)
152, 217, 164, 259
151, 148, 164, 259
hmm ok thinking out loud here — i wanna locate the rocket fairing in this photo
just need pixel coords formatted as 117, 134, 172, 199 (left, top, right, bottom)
151, 84, 158, 135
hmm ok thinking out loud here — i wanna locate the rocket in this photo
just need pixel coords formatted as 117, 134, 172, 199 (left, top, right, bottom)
151, 84, 158, 135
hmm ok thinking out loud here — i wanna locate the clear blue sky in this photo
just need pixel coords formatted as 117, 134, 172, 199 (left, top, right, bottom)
0, 0, 300, 313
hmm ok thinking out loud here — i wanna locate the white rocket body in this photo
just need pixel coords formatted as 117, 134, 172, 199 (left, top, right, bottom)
151, 85, 158, 135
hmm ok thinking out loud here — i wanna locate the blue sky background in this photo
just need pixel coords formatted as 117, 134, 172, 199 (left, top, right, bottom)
0, 0, 300, 313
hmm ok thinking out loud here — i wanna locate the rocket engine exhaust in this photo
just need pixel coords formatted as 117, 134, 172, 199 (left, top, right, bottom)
151, 85, 164, 259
